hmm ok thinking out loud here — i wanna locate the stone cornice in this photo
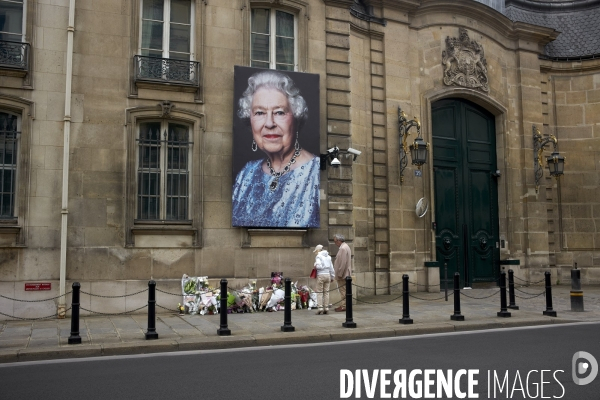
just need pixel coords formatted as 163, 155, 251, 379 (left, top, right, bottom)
366, 0, 421, 12
410, 0, 559, 50
512, 21, 559, 45
322, 0, 354, 7
506, 0, 600, 12
539, 56, 600, 73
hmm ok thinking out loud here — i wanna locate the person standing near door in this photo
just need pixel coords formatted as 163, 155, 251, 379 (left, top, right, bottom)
333, 234, 352, 312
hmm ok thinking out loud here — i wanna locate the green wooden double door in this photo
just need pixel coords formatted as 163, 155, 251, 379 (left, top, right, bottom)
432, 98, 500, 287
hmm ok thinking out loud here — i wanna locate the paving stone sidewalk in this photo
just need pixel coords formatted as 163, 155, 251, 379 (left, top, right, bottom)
1, 285, 599, 363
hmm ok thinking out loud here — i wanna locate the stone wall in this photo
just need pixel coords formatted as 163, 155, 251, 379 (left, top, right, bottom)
1, 0, 600, 318
543, 59, 600, 284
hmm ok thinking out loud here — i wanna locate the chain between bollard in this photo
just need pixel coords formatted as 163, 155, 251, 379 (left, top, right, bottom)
513, 276, 546, 285
408, 293, 448, 301
80, 305, 148, 316
460, 290, 500, 299
0, 308, 72, 321
80, 289, 148, 298
156, 288, 185, 296
350, 281, 403, 291
514, 291, 546, 300
353, 294, 403, 304
515, 287, 545, 296
0, 291, 73, 303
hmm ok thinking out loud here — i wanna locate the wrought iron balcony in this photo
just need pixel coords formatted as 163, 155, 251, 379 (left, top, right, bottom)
0, 41, 30, 71
134, 55, 200, 87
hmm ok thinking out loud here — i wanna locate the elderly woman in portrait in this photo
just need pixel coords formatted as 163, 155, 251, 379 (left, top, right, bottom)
232, 70, 320, 228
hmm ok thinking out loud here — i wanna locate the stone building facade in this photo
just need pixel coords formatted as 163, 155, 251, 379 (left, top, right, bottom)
0, 0, 599, 317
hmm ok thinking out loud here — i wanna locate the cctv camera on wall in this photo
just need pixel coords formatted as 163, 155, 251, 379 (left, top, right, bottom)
346, 147, 361, 160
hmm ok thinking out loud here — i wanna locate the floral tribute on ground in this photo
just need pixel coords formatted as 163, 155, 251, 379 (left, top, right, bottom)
179, 273, 317, 315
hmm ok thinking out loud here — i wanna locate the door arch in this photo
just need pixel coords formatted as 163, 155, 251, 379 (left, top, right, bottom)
432, 98, 500, 287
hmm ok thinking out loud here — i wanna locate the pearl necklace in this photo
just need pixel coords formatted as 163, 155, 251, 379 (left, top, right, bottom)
266, 148, 301, 192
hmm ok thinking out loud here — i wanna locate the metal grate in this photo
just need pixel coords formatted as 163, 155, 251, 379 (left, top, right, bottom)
133, 55, 200, 86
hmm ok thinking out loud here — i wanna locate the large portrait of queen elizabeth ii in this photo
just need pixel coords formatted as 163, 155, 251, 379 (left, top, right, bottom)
232, 66, 320, 228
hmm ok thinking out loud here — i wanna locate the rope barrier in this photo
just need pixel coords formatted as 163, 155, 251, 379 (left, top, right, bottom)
460, 290, 500, 299
0, 291, 73, 303
0, 307, 72, 321
80, 289, 148, 298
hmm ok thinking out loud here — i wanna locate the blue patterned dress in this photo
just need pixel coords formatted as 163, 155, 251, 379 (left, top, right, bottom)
232, 157, 320, 228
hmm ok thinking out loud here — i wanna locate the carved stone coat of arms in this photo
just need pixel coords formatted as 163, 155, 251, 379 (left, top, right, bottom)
442, 28, 489, 93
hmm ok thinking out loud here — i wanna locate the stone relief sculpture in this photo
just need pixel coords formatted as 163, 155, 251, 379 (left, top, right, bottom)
442, 28, 489, 93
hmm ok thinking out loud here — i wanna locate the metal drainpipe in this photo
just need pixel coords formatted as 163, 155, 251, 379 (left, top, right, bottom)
58, 0, 76, 318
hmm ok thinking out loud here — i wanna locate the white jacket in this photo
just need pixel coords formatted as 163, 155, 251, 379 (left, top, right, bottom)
314, 250, 335, 278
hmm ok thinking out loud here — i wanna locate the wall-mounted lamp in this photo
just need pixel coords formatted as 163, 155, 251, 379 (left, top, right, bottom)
398, 107, 429, 183
320, 146, 361, 170
533, 125, 565, 193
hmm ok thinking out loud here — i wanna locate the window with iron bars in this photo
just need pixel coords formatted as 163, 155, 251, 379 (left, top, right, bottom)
0, 111, 18, 219
136, 121, 191, 222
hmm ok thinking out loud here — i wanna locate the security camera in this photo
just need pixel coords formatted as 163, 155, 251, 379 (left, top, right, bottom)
346, 147, 361, 161
327, 146, 339, 154
330, 157, 341, 167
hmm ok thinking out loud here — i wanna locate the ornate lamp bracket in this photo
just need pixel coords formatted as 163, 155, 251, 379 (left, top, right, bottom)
533, 125, 560, 193
398, 107, 422, 184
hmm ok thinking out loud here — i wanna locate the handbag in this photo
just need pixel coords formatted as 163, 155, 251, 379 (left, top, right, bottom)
309, 268, 317, 279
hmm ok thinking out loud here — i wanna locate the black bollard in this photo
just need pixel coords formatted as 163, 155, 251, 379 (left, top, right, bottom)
281, 278, 295, 332
570, 264, 584, 312
217, 279, 231, 336
68, 282, 82, 344
497, 271, 511, 317
399, 274, 413, 324
145, 280, 159, 340
507, 269, 519, 310
450, 273, 464, 321
342, 276, 357, 328
444, 261, 449, 301
543, 271, 557, 317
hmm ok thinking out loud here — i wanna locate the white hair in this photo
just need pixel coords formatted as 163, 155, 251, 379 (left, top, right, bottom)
237, 70, 308, 127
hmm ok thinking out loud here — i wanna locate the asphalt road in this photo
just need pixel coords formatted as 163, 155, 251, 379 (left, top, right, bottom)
1, 322, 599, 400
